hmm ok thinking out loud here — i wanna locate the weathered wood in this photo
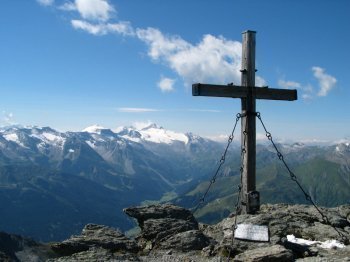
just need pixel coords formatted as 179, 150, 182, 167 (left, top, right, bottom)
241, 31, 257, 215
192, 84, 297, 101
192, 30, 297, 215
254, 87, 297, 101
192, 84, 247, 98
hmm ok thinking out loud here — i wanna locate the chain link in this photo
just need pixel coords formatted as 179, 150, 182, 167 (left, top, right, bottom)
192, 113, 241, 214
256, 112, 348, 243
227, 115, 248, 261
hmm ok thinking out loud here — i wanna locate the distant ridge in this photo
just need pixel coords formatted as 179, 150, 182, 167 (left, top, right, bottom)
0, 123, 349, 242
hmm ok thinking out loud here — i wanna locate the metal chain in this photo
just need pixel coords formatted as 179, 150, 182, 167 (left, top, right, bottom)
227, 116, 248, 261
256, 112, 348, 243
192, 113, 241, 214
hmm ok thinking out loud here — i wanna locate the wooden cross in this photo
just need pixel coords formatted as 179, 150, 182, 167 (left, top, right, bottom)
192, 30, 297, 214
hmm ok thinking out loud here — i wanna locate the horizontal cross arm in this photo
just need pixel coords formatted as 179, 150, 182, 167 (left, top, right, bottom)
192, 83, 297, 101
193, 83, 247, 98
255, 87, 297, 101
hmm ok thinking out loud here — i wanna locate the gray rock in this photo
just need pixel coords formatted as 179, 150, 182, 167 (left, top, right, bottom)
142, 218, 198, 241
51, 224, 138, 256
48, 246, 139, 262
124, 204, 197, 228
124, 204, 200, 249
202, 204, 350, 260
159, 230, 211, 251
296, 245, 350, 261
1, 204, 349, 261
234, 244, 294, 262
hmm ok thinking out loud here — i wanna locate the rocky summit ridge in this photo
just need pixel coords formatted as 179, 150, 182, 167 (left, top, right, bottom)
1, 203, 350, 261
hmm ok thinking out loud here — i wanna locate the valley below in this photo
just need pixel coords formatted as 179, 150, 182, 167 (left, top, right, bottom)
0, 123, 349, 242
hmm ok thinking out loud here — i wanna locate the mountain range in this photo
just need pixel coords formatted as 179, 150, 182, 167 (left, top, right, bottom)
0, 123, 349, 242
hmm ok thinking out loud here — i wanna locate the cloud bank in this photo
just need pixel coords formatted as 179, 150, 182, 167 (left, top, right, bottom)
136, 28, 243, 86
41, 0, 330, 99
43, 0, 266, 91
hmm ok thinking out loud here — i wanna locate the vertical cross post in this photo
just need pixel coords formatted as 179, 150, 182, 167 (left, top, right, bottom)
241, 31, 259, 214
192, 30, 297, 215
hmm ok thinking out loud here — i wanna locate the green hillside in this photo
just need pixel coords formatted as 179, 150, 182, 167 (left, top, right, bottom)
175, 156, 350, 224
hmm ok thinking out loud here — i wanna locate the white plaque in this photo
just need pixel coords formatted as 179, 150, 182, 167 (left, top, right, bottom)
234, 224, 269, 242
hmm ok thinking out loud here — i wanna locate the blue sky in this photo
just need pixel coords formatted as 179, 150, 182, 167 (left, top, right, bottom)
0, 0, 349, 142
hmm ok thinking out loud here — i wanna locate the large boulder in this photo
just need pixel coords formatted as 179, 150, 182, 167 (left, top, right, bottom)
124, 204, 211, 251
234, 245, 294, 262
48, 247, 139, 262
51, 224, 138, 256
159, 230, 211, 251
124, 204, 197, 228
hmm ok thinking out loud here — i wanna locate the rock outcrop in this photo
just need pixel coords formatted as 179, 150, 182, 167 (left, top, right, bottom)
204, 204, 350, 261
50, 224, 138, 258
124, 204, 211, 251
1, 203, 349, 261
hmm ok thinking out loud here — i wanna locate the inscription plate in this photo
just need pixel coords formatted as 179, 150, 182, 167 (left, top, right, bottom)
234, 224, 269, 242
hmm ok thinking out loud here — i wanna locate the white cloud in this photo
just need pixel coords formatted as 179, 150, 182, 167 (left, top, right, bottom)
312, 66, 337, 96
117, 107, 160, 113
59, 2, 76, 11
256, 76, 266, 87
74, 0, 114, 21
137, 28, 252, 86
278, 79, 301, 89
301, 93, 313, 100
136, 28, 190, 60
37, 0, 54, 6
71, 20, 134, 36
158, 77, 175, 92
60, 1, 266, 88
278, 79, 314, 101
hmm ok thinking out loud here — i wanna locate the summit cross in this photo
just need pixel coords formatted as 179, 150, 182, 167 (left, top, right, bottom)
192, 30, 297, 214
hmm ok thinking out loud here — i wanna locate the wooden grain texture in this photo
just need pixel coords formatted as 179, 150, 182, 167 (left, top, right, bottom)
192, 84, 297, 101
241, 31, 257, 214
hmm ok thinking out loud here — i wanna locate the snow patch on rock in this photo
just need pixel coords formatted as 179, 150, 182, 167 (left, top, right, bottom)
287, 234, 345, 249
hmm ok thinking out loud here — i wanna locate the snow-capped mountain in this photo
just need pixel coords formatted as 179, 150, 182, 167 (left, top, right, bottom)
0, 123, 225, 241
0, 123, 349, 242
114, 123, 189, 144
0, 123, 223, 195
335, 142, 350, 154
0, 124, 170, 156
